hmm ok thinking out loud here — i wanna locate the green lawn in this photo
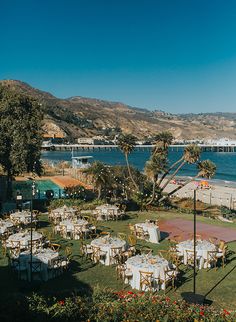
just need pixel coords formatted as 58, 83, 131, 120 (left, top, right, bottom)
1, 210, 236, 310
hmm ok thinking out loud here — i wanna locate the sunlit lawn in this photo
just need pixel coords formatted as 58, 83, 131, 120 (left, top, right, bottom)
0, 210, 236, 310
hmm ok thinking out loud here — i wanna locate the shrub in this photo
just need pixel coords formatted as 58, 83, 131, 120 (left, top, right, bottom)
25, 290, 236, 322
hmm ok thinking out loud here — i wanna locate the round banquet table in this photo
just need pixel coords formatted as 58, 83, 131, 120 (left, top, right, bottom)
51, 206, 77, 220
135, 222, 161, 244
125, 254, 170, 291
52, 206, 77, 214
10, 211, 32, 225
59, 219, 88, 231
90, 237, 126, 266
0, 220, 14, 235
7, 231, 43, 249
58, 219, 91, 239
19, 248, 59, 281
177, 240, 216, 269
95, 204, 120, 220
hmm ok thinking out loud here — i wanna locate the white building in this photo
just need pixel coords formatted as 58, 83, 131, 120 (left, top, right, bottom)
205, 138, 236, 146
72, 156, 93, 169
77, 136, 106, 145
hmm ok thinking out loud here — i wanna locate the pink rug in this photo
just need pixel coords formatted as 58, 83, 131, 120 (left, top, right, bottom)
159, 218, 236, 242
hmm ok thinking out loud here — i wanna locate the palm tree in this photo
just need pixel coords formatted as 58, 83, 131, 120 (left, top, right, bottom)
144, 153, 167, 205
153, 131, 174, 154
197, 160, 216, 179
159, 144, 201, 191
159, 159, 217, 202
117, 134, 139, 190
183, 144, 201, 164
83, 161, 110, 199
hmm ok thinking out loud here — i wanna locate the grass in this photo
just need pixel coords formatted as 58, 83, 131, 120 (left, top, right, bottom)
1, 210, 236, 310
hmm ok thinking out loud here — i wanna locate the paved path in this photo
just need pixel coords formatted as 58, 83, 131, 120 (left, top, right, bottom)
160, 218, 236, 242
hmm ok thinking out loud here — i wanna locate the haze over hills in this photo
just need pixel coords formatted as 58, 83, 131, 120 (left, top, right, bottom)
1, 79, 236, 141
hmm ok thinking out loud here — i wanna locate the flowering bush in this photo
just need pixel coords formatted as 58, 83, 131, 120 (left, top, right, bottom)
27, 293, 89, 321
2, 290, 234, 322
90, 290, 236, 322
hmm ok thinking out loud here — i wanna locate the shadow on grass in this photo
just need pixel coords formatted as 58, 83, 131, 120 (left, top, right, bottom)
37, 219, 51, 228
176, 269, 193, 288
160, 231, 169, 240
0, 257, 93, 301
204, 264, 236, 298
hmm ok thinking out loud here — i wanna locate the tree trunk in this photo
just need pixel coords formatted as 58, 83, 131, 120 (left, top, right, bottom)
160, 160, 186, 192
6, 169, 12, 200
158, 175, 199, 203
97, 185, 102, 199
125, 153, 139, 191
146, 177, 157, 206
156, 156, 184, 188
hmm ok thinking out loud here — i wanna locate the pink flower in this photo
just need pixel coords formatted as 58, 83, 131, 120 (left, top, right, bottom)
58, 300, 65, 306
223, 309, 230, 315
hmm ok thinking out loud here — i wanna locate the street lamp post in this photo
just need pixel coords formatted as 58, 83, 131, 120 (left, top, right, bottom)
30, 181, 36, 282
182, 188, 205, 304
193, 189, 197, 294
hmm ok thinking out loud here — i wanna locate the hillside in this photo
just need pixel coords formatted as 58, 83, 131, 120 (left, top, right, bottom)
1, 79, 236, 140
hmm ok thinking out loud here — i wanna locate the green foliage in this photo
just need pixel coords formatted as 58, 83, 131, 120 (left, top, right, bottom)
197, 159, 217, 179
144, 131, 217, 205
0, 84, 43, 177
64, 184, 95, 201
49, 198, 103, 210
83, 161, 111, 199
28, 293, 89, 322
117, 133, 137, 155
25, 290, 236, 322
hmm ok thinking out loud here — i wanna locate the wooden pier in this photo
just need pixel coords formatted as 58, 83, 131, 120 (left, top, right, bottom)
41, 143, 236, 152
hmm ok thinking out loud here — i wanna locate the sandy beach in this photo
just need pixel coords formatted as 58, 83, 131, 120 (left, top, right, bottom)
163, 179, 236, 210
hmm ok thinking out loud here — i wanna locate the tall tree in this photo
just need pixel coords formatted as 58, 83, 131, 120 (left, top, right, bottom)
83, 161, 110, 199
159, 159, 217, 203
117, 134, 139, 190
144, 131, 216, 206
144, 153, 167, 205
0, 85, 43, 195
153, 131, 174, 152
159, 144, 201, 191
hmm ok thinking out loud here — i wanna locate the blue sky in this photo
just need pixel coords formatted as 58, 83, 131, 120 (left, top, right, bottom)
1, 0, 236, 113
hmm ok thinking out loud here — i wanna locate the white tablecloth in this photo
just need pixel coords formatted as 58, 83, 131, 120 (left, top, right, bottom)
19, 249, 59, 281
95, 204, 120, 220
91, 237, 126, 265
7, 231, 43, 249
126, 255, 169, 291
10, 211, 33, 224
0, 220, 14, 234
59, 219, 88, 232
52, 206, 77, 214
177, 240, 216, 269
135, 222, 160, 244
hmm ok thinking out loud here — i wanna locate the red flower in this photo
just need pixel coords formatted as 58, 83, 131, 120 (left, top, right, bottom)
173, 301, 177, 305
127, 291, 134, 295
58, 300, 65, 306
165, 297, 170, 302
200, 311, 204, 316
223, 309, 230, 315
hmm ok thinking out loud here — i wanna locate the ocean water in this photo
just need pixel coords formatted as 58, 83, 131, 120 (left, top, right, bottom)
41, 149, 236, 185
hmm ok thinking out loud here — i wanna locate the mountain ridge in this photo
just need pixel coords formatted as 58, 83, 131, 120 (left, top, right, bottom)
1, 79, 236, 140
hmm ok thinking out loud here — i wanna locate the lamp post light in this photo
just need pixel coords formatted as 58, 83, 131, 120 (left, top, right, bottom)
30, 181, 36, 282
193, 189, 197, 294
184, 188, 204, 304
